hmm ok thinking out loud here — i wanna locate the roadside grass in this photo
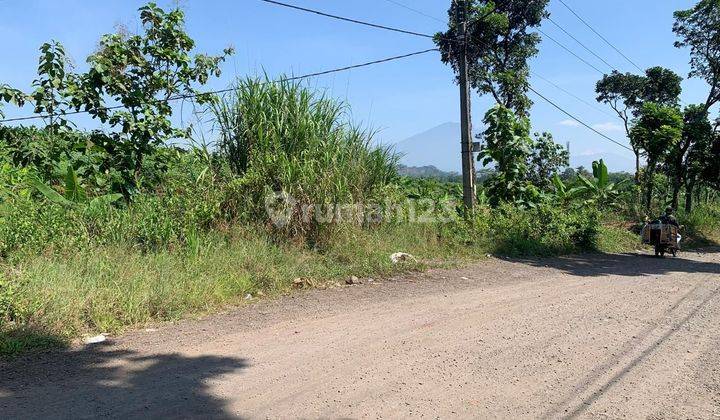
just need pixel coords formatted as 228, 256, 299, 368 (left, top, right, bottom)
680, 204, 720, 248
596, 225, 641, 254
0, 221, 641, 358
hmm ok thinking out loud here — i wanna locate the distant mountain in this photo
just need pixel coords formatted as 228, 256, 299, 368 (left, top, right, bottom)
398, 164, 460, 181
394, 122, 637, 173
393, 122, 462, 172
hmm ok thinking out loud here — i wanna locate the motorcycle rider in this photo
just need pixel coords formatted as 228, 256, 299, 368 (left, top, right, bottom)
659, 206, 679, 228
659, 206, 681, 246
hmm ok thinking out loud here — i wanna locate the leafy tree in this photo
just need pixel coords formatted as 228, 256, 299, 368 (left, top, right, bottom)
674, 0, 720, 110
700, 134, 720, 190
29, 41, 72, 132
435, 0, 549, 116
665, 105, 713, 211
642, 67, 684, 106
478, 105, 537, 206
630, 103, 684, 212
596, 67, 682, 181
684, 122, 719, 210
66, 2, 233, 193
527, 132, 569, 189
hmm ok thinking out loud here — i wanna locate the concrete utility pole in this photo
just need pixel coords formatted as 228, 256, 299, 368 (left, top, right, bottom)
457, 0, 476, 210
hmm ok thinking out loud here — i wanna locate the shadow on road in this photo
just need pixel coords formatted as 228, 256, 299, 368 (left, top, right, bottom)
0, 341, 247, 419
514, 251, 720, 278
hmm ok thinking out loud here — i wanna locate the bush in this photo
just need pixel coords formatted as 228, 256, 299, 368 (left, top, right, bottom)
679, 203, 720, 244
489, 204, 600, 256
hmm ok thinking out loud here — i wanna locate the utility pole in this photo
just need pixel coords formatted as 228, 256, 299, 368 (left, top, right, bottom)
457, 0, 476, 210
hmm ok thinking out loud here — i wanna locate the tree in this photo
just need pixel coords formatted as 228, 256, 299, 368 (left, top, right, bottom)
65, 2, 233, 193
527, 132, 569, 189
435, 0, 549, 116
478, 105, 537, 206
643, 67, 684, 106
674, 0, 720, 111
28, 41, 73, 132
684, 120, 719, 210
596, 67, 683, 182
667, 105, 713, 211
630, 103, 684, 212
700, 134, 720, 190
673, 0, 720, 212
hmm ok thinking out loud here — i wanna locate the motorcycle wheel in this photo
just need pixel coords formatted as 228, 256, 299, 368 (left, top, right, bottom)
655, 245, 665, 258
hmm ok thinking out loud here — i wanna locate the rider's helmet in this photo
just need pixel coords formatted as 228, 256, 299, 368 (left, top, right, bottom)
665, 206, 674, 215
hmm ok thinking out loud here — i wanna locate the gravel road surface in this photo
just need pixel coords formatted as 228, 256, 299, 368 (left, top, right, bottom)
2, 251, 719, 419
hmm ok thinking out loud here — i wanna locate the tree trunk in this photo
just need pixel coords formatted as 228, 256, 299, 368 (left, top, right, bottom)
644, 170, 654, 214
671, 178, 681, 211
685, 179, 695, 214
634, 151, 641, 185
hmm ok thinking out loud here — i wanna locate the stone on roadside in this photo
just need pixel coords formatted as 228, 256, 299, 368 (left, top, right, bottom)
346, 276, 362, 285
390, 252, 417, 264
84, 335, 107, 345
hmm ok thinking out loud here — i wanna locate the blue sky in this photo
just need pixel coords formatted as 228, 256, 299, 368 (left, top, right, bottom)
0, 0, 710, 166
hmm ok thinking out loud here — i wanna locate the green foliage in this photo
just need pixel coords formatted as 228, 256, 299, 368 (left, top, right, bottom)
551, 174, 582, 204
64, 2, 232, 192
30, 167, 123, 210
489, 204, 600, 256
596, 67, 683, 115
595, 67, 683, 180
0, 85, 26, 119
574, 159, 626, 208
434, 0, 549, 116
29, 41, 72, 131
211, 77, 399, 239
674, 0, 720, 108
478, 105, 538, 206
701, 136, 720, 190
630, 103, 684, 210
527, 132, 570, 190
0, 274, 18, 328
665, 104, 715, 210
679, 202, 720, 244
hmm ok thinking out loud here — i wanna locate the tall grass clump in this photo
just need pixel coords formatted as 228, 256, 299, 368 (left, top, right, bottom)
211, 77, 399, 240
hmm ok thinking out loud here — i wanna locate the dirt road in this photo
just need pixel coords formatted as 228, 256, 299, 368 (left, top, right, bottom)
2, 251, 719, 419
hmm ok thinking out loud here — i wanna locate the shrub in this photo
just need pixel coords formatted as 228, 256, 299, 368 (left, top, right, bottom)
489, 204, 600, 256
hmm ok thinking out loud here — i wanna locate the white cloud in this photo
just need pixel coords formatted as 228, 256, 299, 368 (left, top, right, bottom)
578, 149, 603, 157
558, 119, 581, 127
592, 122, 624, 132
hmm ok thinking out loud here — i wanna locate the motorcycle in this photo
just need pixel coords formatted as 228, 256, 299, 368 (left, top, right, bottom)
641, 221, 681, 257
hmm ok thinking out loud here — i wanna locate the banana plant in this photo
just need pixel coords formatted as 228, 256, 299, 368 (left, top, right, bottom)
551, 174, 582, 203
575, 159, 626, 207
31, 167, 123, 210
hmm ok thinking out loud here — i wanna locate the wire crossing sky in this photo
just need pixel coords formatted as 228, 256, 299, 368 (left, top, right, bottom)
0, 0, 712, 169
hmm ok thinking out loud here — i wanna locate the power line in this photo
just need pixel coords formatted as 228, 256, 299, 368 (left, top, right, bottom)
260, 0, 437, 39
531, 71, 615, 118
0, 49, 439, 124
528, 85, 633, 152
547, 17, 618, 72
557, 0, 643, 73
381, 0, 446, 24
538, 29, 605, 75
